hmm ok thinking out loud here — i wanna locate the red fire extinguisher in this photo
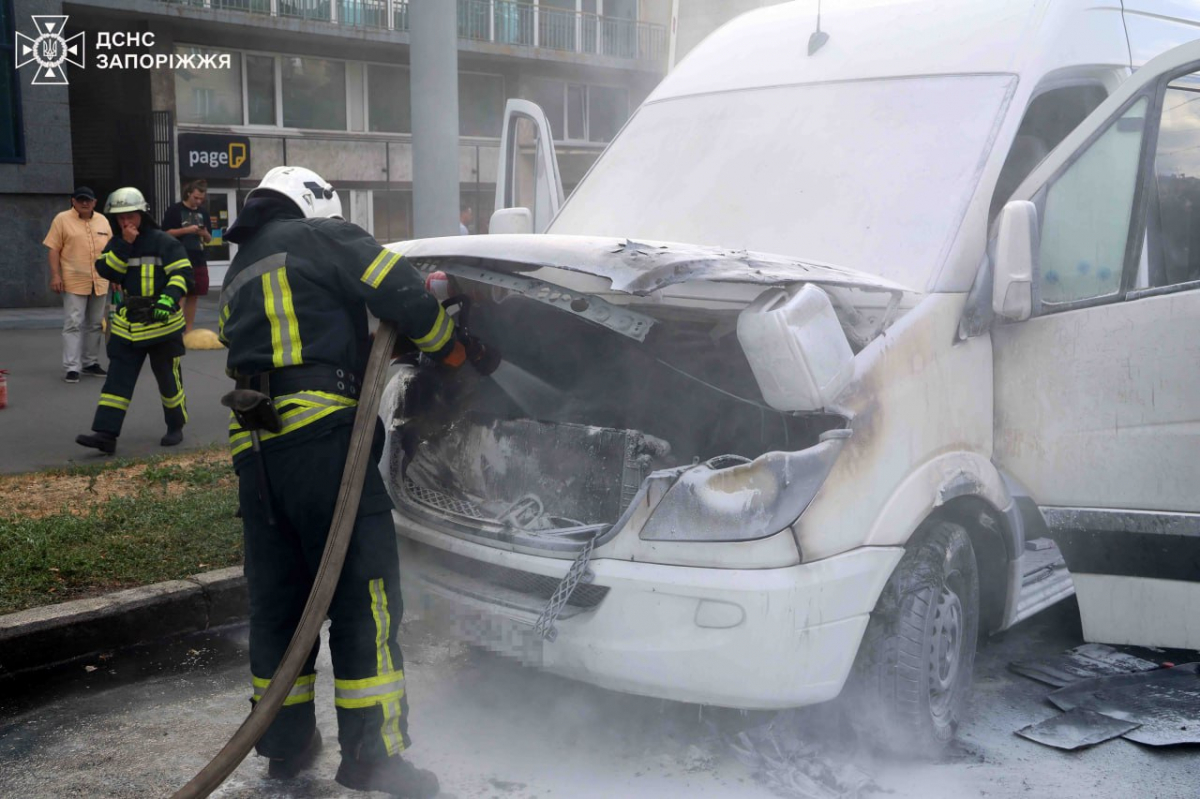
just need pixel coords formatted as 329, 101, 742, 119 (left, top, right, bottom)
0, 369, 8, 410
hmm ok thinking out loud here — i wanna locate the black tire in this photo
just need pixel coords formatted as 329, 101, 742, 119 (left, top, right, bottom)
847, 520, 979, 756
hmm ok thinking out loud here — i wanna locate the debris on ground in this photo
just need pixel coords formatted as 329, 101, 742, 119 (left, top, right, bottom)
1009, 643, 1159, 688
1015, 707, 1141, 750
681, 743, 718, 773
722, 713, 878, 799
1047, 662, 1200, 746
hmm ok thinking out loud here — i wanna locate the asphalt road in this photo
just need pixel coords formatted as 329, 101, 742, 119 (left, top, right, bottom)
0, 297, 231, 474
0, 597, 1195, 798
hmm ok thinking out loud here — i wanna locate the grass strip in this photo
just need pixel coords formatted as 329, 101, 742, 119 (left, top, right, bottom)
0, 449, 242, 615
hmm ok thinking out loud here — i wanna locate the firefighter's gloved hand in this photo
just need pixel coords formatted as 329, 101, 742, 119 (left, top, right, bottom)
152, 294, 177, 322
440, 336, 501, 376
463, 335, 501, 376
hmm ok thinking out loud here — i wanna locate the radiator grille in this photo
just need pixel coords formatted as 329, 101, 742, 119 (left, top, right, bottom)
420, 543, 609, 609
404, 478, 485, 519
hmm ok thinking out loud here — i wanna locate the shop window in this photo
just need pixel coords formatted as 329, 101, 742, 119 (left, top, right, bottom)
460, 72, 504, 137
175, 45, 243, 125
0, 0, 22, 162
246, 55, 276, 125
282, 56, 347, 131
368, 64, 411, 133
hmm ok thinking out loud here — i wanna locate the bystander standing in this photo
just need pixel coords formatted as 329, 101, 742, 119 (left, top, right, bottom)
43, 187, 113, 383
162, 180, 212, 332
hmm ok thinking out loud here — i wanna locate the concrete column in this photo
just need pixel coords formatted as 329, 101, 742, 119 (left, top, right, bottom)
410, 0, 460, 238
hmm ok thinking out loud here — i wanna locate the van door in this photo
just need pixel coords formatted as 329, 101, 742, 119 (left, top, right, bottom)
1121, 2, 1200, 67
992, 42, 1200, 648
493, 99, 564, 233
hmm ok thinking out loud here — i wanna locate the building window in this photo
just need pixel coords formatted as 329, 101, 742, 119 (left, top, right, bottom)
460, 72, 504, 137
587, 85, 627, 142
372, 190, 412, 242
567, 83, 586, 141
522, 78, 628, 143
526, 77, 566, 141
246, 54, 277, 125
368, 64, 411, 134
0, 0, 21, 162
282, 56, 347, 130
174, 45, 243, 125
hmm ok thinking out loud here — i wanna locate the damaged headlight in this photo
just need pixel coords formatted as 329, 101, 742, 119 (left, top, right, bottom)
639, 429, 850, 542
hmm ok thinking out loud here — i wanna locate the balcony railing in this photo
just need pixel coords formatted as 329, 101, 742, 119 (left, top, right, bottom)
169, 0, 667, 63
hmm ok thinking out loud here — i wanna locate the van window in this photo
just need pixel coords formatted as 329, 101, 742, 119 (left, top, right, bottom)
550, 75, 1015, 290
1037, 98, 1147, 305
991, 84, 1108, 218
1146, 74, 1200, 289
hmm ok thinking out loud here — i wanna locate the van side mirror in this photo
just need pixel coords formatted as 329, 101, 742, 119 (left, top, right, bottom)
992, 200, 1039, 322
489, 207, 533, 235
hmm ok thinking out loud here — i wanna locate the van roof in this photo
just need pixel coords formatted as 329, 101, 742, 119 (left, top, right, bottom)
653, 0, 1128, 102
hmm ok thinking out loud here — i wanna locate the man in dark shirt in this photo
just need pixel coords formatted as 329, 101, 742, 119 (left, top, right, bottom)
163, 179, 212, 333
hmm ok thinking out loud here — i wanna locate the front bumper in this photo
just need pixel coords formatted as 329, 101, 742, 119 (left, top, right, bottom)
396, 516, 903, 709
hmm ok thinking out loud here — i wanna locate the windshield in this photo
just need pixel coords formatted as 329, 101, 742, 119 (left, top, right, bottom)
550, 75, 1015, 290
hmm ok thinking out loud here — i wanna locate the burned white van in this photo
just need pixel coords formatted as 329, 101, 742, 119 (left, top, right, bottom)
380, 0, 1200, 752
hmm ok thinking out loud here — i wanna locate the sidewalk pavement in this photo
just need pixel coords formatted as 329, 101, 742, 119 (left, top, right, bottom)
0, 295, 230, 474
0, 296, 252, 676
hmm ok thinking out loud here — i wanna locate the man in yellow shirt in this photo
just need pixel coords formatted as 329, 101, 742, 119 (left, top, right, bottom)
43, 187, 113, 383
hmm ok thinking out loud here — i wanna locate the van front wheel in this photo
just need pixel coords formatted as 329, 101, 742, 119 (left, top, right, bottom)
847, 521, 979, 756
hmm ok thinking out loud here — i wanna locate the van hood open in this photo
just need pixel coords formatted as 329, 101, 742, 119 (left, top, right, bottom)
392, 234, 913, 296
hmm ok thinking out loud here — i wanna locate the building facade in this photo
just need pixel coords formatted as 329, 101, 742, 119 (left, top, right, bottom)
2, 0, 669, 305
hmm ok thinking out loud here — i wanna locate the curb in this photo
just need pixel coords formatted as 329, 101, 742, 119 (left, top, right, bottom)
0, 566, 247, 677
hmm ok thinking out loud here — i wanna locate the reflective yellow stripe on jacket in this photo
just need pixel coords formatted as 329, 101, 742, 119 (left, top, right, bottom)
262, 268, 303, 368
410, 305, 454, 354
228, 390, 357, 456
104, 251, 128, 274
360, 249, 400, 289
109, 311, 185, 342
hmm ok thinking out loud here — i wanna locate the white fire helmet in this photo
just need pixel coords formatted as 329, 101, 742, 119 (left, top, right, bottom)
247, 166, 343, 219
104, 187, 150, 215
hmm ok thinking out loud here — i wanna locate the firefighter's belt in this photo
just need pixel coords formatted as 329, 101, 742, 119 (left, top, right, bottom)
237, 364, 361, 400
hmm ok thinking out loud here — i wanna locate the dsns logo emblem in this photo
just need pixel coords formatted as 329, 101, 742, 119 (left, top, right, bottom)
15, 15, 85, 85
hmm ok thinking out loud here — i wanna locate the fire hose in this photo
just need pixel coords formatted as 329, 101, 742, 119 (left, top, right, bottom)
170, 321, 399, 799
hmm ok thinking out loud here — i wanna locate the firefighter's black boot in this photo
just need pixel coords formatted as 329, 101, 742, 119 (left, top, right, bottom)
335, 755, 439, 797
76, 431, 117, 454
161, 427, 184, 446
267, 728, 322, 780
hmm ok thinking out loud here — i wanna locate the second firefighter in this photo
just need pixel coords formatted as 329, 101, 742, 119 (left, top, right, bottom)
76, 186, 193, 455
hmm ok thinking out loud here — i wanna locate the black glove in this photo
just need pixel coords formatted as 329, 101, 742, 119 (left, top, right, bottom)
462, 335, 502, 376
124, 295, 156, 324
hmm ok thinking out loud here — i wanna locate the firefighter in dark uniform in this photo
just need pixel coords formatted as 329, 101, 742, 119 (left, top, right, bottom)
76, 187, 193, 455
218, 166, 470, 797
